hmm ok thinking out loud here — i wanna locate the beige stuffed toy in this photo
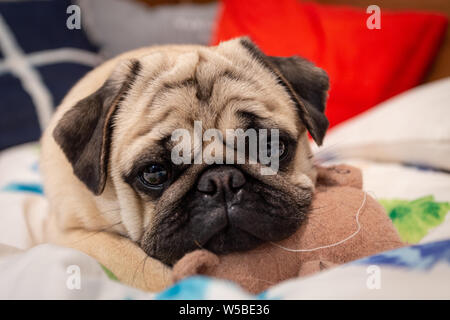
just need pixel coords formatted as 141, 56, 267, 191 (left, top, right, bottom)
172, 164, 404, 293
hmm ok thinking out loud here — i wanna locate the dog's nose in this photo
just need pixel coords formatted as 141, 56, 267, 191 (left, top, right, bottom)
197, 166, 246, 195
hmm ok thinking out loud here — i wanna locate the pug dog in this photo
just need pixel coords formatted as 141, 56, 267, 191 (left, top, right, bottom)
40, 37, 329, 292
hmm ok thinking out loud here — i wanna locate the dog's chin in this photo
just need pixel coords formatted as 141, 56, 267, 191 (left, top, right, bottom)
202, 226, 263, 254
141, 183, 312, 266
142, 208, 296, 267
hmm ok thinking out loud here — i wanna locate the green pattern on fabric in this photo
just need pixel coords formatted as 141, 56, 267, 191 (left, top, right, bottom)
380, 196, 450, 244
100, 264, 119, 281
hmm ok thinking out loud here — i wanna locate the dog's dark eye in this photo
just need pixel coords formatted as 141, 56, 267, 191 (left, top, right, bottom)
140, 164, 168, 187
266, 139, 286, 159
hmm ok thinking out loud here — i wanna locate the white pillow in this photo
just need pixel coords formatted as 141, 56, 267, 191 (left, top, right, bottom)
76, 0, 217, 59
314, 77, 450, 171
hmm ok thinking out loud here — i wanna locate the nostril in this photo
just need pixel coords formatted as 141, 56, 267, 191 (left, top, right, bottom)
230, 171, 246, 190
197, 177, 217, 194
197, 166, 246, 195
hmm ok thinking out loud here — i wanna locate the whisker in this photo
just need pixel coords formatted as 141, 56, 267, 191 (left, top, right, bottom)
69, 221, 124, 245
132, 254, 150, 287
194, 240, 204, 249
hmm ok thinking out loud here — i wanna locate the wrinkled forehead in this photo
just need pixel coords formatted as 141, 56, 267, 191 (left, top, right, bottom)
111, 45, 300, 171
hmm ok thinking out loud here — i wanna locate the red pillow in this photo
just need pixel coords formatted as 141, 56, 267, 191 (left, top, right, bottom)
212, 0, 448, 128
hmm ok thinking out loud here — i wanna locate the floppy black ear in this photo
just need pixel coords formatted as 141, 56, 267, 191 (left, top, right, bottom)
240, 38, 329, 145
53, 60, 141, 195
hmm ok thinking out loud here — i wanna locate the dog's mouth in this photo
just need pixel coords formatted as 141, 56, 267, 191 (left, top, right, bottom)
141, 166, 312, 266
183, 204, 271, 255
202, 224, 263, 254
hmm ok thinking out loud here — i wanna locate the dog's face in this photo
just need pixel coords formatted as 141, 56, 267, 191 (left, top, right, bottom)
53, 38, 329, 266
